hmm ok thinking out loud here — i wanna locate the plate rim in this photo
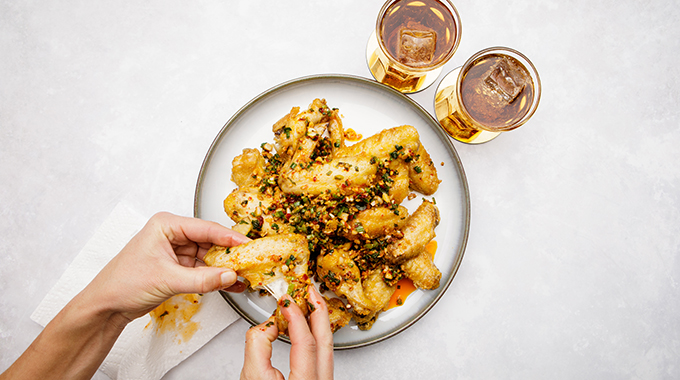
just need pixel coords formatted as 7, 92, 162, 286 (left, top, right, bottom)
193, 73, 471, 349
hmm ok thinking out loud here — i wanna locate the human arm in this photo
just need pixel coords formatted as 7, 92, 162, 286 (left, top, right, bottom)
0, 212, 249, 380
241, 285, 334, 380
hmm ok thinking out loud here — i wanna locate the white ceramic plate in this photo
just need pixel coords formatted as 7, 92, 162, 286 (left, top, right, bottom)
194, 74, 470, 349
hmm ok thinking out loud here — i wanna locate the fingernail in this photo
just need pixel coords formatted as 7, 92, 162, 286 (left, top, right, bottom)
220, 270, 236, 287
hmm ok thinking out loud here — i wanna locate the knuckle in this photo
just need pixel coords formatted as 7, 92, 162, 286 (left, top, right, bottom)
151, 211, 171, 221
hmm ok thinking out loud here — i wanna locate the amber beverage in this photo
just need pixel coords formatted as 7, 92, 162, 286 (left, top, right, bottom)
367, 0, 462, 93
434, 47, 541, 144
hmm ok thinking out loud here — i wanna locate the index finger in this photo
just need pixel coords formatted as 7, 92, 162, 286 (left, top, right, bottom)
280, 295, 318, 380
156, 212, 250, 248
308, 286, 334, 379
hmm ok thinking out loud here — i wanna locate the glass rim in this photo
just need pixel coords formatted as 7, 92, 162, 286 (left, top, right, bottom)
375, 0, 462, 73
455, 46, 542, 132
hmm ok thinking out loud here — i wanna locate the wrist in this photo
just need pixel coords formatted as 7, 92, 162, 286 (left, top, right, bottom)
1, 286, 131, 380
70, 284, 132, 332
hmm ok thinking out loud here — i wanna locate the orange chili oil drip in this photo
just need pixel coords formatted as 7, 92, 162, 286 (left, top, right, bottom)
344, 128, 363, 141
387, 278, 417, 309
425, 240, 437, 258
387, 240, 437, 309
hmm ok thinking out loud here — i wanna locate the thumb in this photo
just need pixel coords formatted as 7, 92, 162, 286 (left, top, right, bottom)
167, 265, 237, 294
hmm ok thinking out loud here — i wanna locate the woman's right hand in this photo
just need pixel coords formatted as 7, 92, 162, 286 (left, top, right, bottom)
240, 285, 334, 380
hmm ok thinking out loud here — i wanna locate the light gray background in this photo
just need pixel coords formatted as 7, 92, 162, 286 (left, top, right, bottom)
2, 0, 678, 379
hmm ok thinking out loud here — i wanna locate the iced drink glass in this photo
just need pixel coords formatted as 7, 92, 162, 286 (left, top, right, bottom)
434, 47, 541, 144
366, 0, 462, 94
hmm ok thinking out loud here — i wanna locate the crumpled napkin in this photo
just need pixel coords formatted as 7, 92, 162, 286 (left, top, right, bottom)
30, 202, 241, 380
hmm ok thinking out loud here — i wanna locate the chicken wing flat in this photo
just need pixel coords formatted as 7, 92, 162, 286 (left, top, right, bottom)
386, 200, 440, 263
407, 143, 441, 195
401, 250, 441, 290
334, 125, 421, 160
343, 205, 409, 239
278, 154, 378, 196
223, 187, 292, 237
335, 124, 440, 195
288, 122, 330, 168
203, 234, 311, 335
203, 234, 309, 292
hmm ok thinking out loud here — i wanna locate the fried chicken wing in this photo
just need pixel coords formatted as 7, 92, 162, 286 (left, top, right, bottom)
343, 206, 409, 239
325, 296, 353, 333
407, 143, 441, 195
273, 99, 329, 159
231, 148, 266, 188
278, 154, 378, 196
386, 200, 440, 263
203, 234, 309, 292
222, 187, 292, 236
288, 122, 329, 168
316, 245, 375, 316
401, 250, 441, 290
334, 125, 421, 159
203, 234, 311, 335
354, 269, 396, 330
334, 125, 439, 196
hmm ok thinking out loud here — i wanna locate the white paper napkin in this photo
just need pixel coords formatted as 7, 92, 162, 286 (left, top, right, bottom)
30, 202, 241, 380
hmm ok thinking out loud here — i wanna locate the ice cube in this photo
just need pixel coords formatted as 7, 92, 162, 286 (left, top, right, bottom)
482, 57, 528, 104
397, 27, 437, 67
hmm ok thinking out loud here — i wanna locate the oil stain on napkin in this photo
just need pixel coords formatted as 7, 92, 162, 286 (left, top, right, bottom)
146, 294, 203, 345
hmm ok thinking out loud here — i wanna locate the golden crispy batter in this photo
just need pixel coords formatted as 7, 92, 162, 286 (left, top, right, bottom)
388, 160, 411, 204
325, 297, 353, 333
278, 154, 378, 196
343, 206, 409, 239
386, 200, 440, 264
203, 234, 309, 290
407, 143, 441, 195
334, 125, 421, 159
273, 99, 328, 158
327, 109, 345, 151
316, 245, 375, 316
288, 122, 329, 168
334, 124, 439, 196
354, 269, 396, 330
223, 187, 292, 236
401, 250, 441, 290
203, 234, 311, 335
231, 148, 266, 188
272, 106, 299, 134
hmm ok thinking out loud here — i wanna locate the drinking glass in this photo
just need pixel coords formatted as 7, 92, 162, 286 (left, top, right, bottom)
434, 47, 541, 144
366, 0, 462, 94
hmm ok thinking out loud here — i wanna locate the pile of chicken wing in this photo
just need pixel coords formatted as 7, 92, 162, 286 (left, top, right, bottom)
204, 98, 443, 334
